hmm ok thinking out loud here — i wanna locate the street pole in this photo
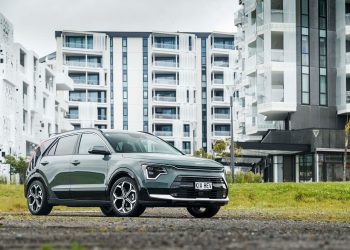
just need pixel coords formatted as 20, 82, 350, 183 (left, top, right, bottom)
230, 96, 235, 183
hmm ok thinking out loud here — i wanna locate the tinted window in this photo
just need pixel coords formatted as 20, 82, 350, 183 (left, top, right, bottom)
29, 138, 55, 170
104, 132, 182, 155
54, 135, 79, 156
78, 133, 106, 154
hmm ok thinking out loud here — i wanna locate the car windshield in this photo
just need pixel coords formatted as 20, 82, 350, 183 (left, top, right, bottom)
103, 132, 183, 155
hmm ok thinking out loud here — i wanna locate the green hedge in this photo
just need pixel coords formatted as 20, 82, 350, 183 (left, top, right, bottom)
226, 171, 262, 183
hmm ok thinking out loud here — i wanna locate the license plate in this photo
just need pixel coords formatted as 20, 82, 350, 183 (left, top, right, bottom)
195, 182, 212, 190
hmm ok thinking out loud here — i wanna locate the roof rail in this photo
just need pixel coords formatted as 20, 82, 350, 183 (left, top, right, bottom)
49, 128, 102, 137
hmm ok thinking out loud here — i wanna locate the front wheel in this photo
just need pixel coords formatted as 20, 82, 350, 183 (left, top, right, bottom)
27, 180, 52, 216
187, 205, 221, 218
110, 177, 146, 217
100, 206, 116, 217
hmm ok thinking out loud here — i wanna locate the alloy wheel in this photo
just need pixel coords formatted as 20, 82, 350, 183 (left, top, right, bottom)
28, 184, 43, 213
112, 181, 137, 214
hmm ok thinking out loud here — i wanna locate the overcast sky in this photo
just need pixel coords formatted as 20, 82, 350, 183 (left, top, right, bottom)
0, 0, 236, 57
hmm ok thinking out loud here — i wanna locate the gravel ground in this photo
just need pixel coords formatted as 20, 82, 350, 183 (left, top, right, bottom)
1, 208, 350, 250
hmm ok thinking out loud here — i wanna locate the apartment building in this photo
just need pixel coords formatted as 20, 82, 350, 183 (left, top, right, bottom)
0, 13, 73, 164
55, 31, 237, 154
234, 0, 350, 182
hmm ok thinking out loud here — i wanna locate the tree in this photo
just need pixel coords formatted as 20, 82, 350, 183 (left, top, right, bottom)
4, 155, 28, 184
344, 119, 350, 181
212, 139, 241, 158
194, 148, 212, 159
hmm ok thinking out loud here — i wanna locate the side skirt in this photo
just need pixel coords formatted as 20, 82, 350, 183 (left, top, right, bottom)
48, 198, 111, 207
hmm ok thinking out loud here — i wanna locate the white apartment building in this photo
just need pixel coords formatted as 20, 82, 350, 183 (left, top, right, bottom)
234, 0, 296, 141
55, 31, 237, 154
0, 13, 73, 164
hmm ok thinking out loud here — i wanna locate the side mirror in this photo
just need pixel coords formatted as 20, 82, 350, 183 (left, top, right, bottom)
88, 146, 111, 155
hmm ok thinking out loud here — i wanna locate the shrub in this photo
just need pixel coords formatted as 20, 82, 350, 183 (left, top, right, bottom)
233, 171, 262, 183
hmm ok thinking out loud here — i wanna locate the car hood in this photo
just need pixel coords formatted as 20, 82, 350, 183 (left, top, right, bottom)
120, 153, 223, 169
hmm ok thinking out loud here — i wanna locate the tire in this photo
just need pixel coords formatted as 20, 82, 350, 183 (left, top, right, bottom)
187, 205, 221, 218
110, 177, 146, 217
27, 180, 53, 216
100, 206, 116, 217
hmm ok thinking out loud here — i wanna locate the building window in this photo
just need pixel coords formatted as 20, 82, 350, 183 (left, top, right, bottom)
184, 124, 190, 137
122, 37, 128, 130
319, 0, 327, 106
301, 0, 310, 105
201, 38, 207, 150
299, 154, 313, 182
143, 37, 149, 132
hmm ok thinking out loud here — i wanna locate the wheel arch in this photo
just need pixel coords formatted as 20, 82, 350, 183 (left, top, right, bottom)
25, 173, 49, 197
107, 168, 141, 195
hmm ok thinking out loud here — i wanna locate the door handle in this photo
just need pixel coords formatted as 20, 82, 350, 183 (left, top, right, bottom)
71, 160, 80, 166
41, 161, 49, 166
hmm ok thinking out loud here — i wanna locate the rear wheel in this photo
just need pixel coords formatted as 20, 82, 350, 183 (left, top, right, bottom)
27, 180, 52, 216
100, 206, 116, 217
187, 205, 220, 218
110, 177, 146, 217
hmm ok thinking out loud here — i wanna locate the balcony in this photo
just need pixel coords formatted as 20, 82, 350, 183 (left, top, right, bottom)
213, 113, 230, 119
346, 52, 350, 64
213, 43, 234, 50
153, 60, 178, 68
346, 14, 350, 26
271, 88, 284, 102
64, 42, 92, 50
153, 96, 176, 102
271, 49, 284, 62
66, 113, 79, 119
182, 148, 191, 154
213, 60, 229, 68
153, 78, 177, 85
69, 96, 86, 102
97, 115, 107, 120
212, 78, 224, 85
23, 95, 28, 109
213, 131, 230, 137
271, 9, 283, 23
154, 113, 178, 119
154, 131, 173, 136
65, 60, 102, 68
87, 97, 106, 103
212, 96, 224, 102
153, 42, 178, 50
183, 131, 190, 137
347, 91, 350, 103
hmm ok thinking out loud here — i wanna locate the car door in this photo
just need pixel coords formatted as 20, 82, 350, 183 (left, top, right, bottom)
40, 134, 79, 199
69, 132, 110, 200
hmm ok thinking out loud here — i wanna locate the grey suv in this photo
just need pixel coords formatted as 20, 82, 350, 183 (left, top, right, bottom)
25, 129, 229, 218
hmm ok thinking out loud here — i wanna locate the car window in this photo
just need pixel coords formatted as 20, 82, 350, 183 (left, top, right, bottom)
78, 133, 106, 154
54, 134, 79, 156
47, 142, 57, 156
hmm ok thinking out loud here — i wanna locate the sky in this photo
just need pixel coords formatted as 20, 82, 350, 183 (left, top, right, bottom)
0, 0, 236, 57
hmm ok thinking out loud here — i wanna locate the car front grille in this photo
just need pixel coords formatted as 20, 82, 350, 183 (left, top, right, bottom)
170, 175, 228, 199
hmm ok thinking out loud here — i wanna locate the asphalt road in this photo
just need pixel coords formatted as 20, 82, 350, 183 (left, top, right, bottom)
1, 208, 350, 250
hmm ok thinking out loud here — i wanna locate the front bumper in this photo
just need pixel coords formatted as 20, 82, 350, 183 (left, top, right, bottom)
139, 175, 229, 207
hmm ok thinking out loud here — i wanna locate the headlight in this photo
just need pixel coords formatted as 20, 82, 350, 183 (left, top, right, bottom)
142, 164, 168, 180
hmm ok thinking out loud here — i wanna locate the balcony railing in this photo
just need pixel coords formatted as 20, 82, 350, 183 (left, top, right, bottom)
153, 61, 178, 67
153, 43, 178, 50
346, 52, 350, 64
154, 113, 178, 119
271, 88, 284, 102
72, 79, 86, 84
154, 131, 173, 136
213, 78, 224, 85
87, 80, 99, 85
271, 9, 283, 23
97, 115, 107, 120
212, 96, 224, 102
23, 94, 28, 108
153, 96, 176, 102
153, 78, 177, 85
347, 91, 350, 103
183, 131, 190, 137
66, 113, 79, 119
64, 42, 93, 49
213, 61, 229, 67
346, 14, 350, 25
65, 61, 102, 68
182, 148, 191, 154
271, 49, 284, 62
213, 131, 230, 137
69, 97, 86, 102
213, 43, 234, 50
213, 113, 230, 119
87, 97, 106, 103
